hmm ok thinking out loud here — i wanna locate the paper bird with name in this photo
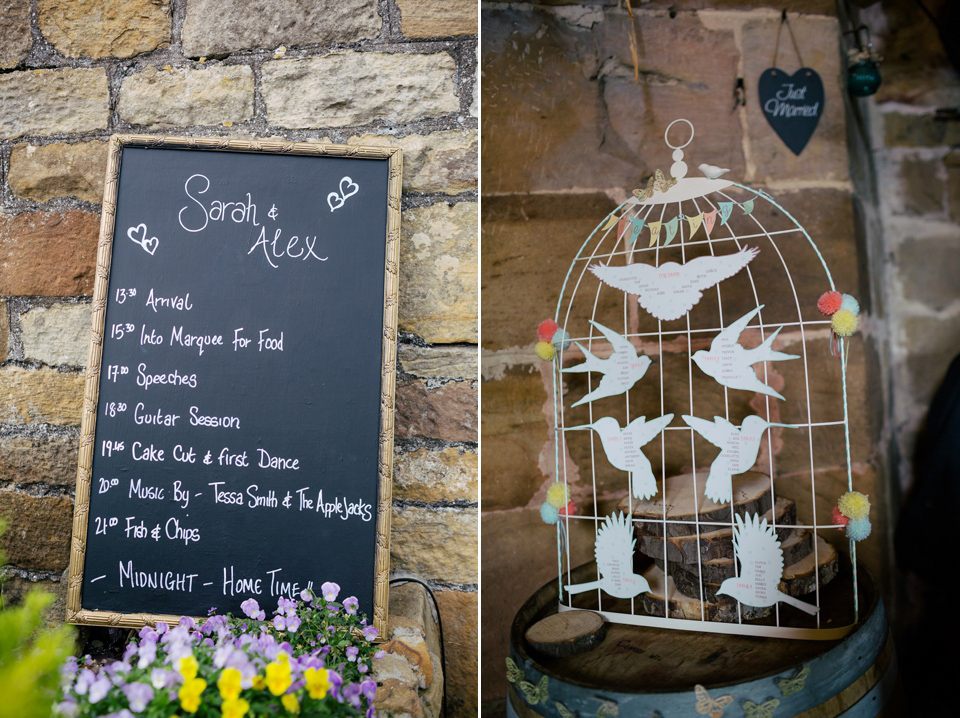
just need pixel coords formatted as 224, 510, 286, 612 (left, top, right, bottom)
563, 320, 652, 407
589, 246, 759, 322
692, 305, 799, 400
717, 513, 819, 614
565, 512, 650, 599
566, 415, 674, 499
681, 415, 798, 503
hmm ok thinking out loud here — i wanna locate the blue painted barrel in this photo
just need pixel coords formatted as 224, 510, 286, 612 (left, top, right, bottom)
507, 562, 899, 718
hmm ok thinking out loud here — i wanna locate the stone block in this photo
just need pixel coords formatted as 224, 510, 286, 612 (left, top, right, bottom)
348, 131, 478, 194
9, 141, 109, 204
480, 366, 549, 511
0, 493, 74, 571
434, 589, 478, 718
117, 64, 254, 128
0, 435, 80, 487
398, 345, 477, 380
0, 211, 100, 296
0, 368, 85, 426
262, 52, 459, 129
0, 0, 31, 69
395, 379, 477, 443
387, 581, 440, 654
894, 235, 960, 311
897, 155, 945, 216
397, 0, 477, 38
38, 0, 171, 59
884, 113, 960, 148
390, 505, 477, 585
399, 202, 477, 344
375, 678, 424, 718
0, 68, 109, 140
904, 313, 960, 408
0, 299, 7, 359
393, 447, 477, 503
740, 15, 848, 185
20, 303, 92, 367
0, 575, 69, 626
481, 8, 743, 194
181, 0, 381, 58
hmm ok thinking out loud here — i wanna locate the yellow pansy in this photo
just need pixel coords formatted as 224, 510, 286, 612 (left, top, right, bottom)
218, 667, 243, 701
304, 667, 331, 700
252, 675, 266, 691
178, 654, 199, 680
265, 659, 292, 696
178, 677, 207, 714
222, 697, 250, 718
281, 693, 300, 714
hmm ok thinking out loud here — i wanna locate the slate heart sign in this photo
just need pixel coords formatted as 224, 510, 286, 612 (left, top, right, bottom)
758, 67, 824, 155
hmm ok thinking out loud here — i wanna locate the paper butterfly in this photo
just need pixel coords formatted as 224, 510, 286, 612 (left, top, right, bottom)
505, 657, 523, 684
632, 169, 677, 201
694, 684, 734, 718
556, 701, 576, 718
596, 701, 619, 718
518, 674, 548, 705
778, 666, 809, 697
742, 698, 780, 718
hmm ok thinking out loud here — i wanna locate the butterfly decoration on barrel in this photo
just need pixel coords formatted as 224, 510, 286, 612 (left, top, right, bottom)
535, 120, 870, 640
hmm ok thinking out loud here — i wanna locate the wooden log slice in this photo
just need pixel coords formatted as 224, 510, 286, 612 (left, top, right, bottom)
666, 535, 839, 603
524, 609, 606, 658
654, 525, 815, 583
638, 565, 772, 622
618, 471, 774, 537
637, 497, 797, 565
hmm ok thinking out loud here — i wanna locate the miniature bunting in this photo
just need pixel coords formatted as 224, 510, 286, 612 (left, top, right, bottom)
741, 198, 755, 215
703, 209, 718, 235
629, 217, 646, 245
691, 305, 799, 400
562, 320, 652, 406
589, 247, 759, 322
681, 415, 797, 503
565, 512, 651, 599
647, 220, 662, 247
600, 214, 619, 231
618, 216, 630, 241
662, 216, 680, 246
566, 415, 673, 499
687, 212, 703, 238
718, 201, 734, 225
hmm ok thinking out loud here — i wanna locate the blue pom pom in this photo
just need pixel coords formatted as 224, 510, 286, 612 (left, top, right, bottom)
847, 517, 871, 541
840, 294, 860, 316
540, 503, 559, 525
551, 327, 572, 351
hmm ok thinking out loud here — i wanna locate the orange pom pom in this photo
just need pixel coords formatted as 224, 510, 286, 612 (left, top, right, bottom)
817, 290, 843, 316
537, 319, 559, 343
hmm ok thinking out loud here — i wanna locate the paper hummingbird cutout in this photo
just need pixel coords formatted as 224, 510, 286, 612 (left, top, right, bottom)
567, 414, 674, 499
589, 247, 759, 322
563, 320, 652, 407
565, 512, 651, 599
691, 305, 799, 400
681, 415, 798, 503
717, 513, 818, 614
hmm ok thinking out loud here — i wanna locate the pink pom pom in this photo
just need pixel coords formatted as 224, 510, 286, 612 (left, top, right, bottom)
537, 319, 559, 343
818, 291, 843, 316
831, 505, 849, 527
558, 500, 577, 516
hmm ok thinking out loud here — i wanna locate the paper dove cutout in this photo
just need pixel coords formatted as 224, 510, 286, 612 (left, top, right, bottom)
567, 414, 674, 499
589, 247, 759, 321
699, 163, 730, 180
681, 415, 797, 503
565, 512, 650, 599
717, 513, 819, 615
691, 305, 799, 400
562, 321, 652, 407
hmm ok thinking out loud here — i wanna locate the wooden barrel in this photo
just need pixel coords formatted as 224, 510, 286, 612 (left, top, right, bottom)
507, 562, 899, 718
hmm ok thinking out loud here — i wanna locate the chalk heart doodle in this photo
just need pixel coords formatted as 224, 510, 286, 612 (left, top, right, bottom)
127, 223, 158, 256
758, 67, 824, 156
327, 176, 360, 212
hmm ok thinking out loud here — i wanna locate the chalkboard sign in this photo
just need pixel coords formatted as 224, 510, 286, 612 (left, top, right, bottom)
66, 136, 402, 635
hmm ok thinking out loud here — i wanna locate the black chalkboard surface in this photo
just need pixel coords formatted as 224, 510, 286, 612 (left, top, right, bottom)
67, 136, 402, 634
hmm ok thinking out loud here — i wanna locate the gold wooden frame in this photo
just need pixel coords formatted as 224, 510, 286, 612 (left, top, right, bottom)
66, 135, 402, 637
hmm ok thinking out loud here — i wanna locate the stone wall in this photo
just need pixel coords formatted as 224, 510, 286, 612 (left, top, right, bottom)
481, 1, 886, 710
0, 1, 478, 716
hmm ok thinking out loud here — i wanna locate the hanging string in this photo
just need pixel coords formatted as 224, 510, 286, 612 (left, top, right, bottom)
772, 9, 805, 68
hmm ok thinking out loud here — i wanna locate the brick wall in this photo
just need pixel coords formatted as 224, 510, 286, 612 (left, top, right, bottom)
481, 1, 886, 709
0, 1, 478, 716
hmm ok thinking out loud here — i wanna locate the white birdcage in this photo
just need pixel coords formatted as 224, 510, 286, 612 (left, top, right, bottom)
546, 120, 863, 640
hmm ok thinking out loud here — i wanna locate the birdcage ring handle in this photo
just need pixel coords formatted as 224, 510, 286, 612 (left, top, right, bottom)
664, 119, 694, 150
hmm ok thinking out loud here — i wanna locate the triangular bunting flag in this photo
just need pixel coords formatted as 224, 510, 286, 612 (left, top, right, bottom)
718, 202, 734, 226
629, 217, 646, 245
703, 210, 718, 235
617, 216, 630, 240
600, 214, 619, 231
662, 216, 680, 246
647, 220, 662, 247
741, 199, 755, 215
687, 212, 703, 238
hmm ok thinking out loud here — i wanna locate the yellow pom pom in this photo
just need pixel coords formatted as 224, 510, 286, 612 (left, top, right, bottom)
546, 482, 569, 509
837, 491, 870, 521
832, 309, 858, 337
535, 341, 557, 361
